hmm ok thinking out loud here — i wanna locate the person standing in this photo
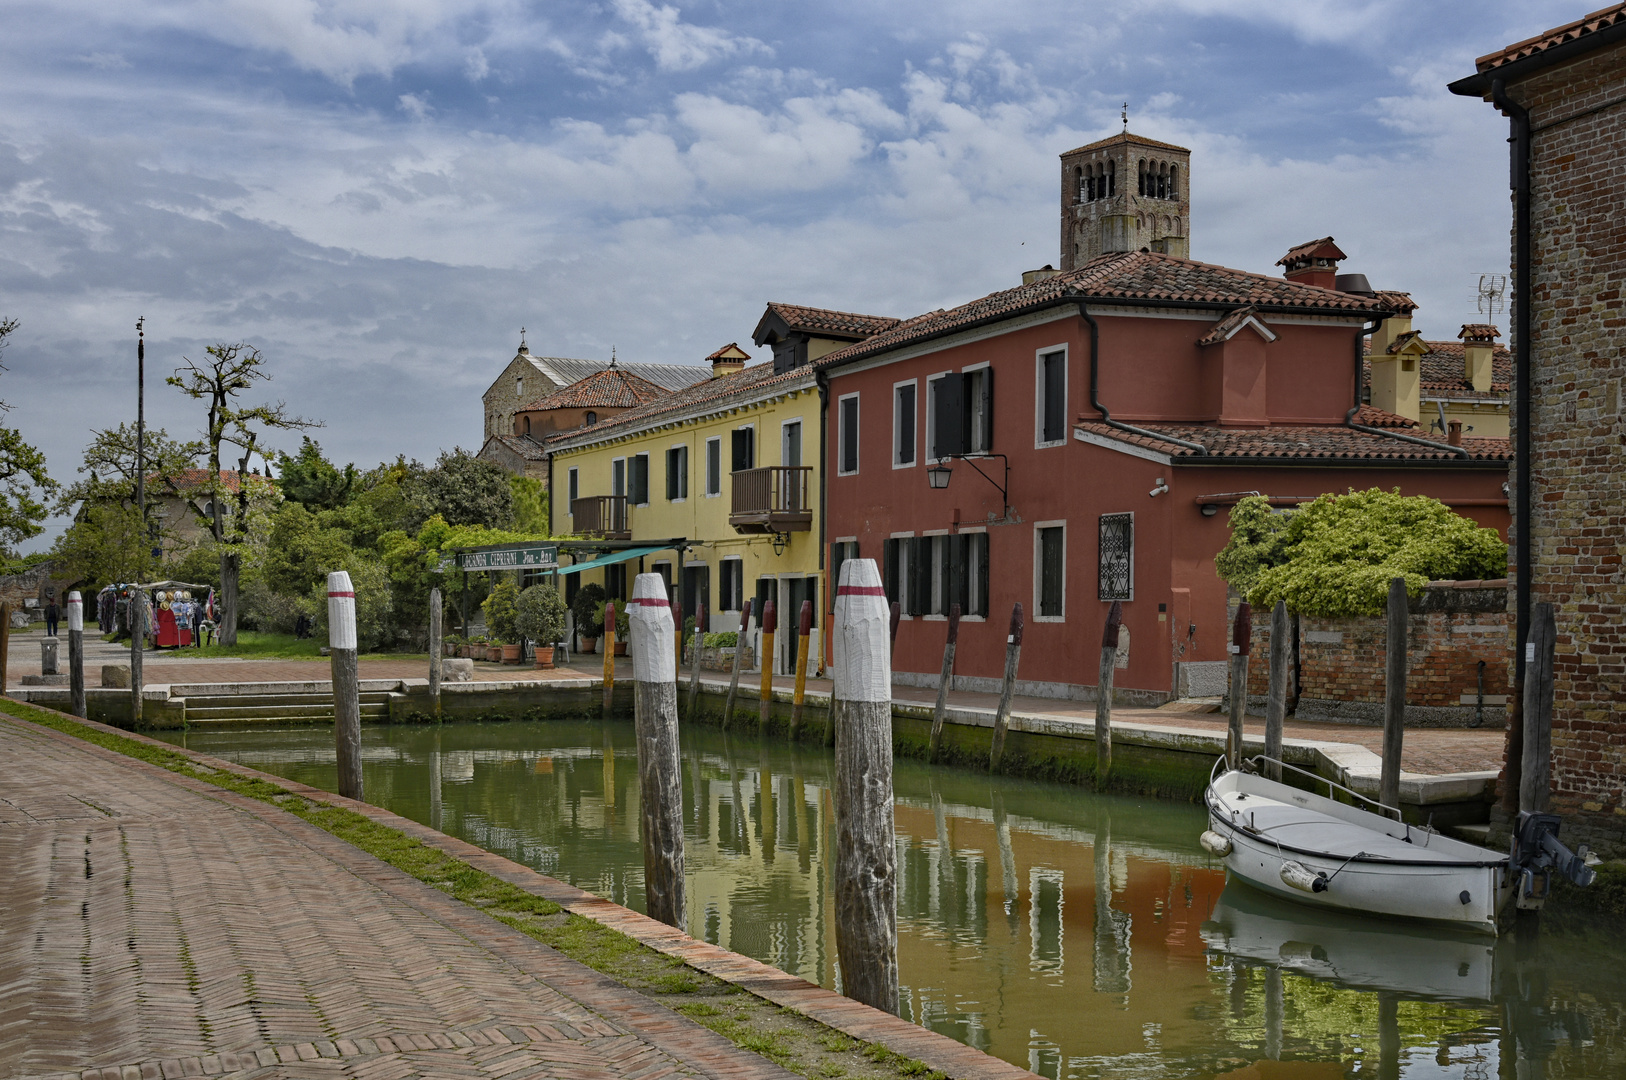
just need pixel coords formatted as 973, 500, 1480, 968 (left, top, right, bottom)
44, 598, 59, 638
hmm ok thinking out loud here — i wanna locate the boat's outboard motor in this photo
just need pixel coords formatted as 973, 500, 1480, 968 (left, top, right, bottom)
1510, 811, 1597, 910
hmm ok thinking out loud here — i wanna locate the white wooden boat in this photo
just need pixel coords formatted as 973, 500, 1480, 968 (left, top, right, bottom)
1201, 757, 1512, 935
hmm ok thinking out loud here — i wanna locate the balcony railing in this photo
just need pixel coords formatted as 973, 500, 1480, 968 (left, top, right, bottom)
571, 495, 630, 539
729, 466, 813, 534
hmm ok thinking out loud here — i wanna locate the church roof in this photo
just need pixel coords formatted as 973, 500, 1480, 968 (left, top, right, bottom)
1061, 131, 1190, 157
481, 434, 547, 462
518, 367, 669, 411
526, 354, 710, 393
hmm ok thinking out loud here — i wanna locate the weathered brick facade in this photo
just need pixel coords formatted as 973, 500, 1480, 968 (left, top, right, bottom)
1244, 581, 1511, 727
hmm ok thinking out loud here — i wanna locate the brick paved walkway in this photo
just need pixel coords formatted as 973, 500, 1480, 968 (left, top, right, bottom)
0, 712, 797, 1080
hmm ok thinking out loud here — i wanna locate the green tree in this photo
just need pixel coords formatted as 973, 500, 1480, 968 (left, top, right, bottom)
55, 424, 201, 516
515, 583, 568, 645
307, 554, 394, 652
510, 475, 550, 535
0, 318, 58, 550
276, 436, 358, 510
1217, 488, 1508, 617
168, 343, 318, 645
261, 501, 352, 597
50, 503, 163, 588
407, 448, 514, 529
1212, 496, 1295, 600
482, 579, 520, 644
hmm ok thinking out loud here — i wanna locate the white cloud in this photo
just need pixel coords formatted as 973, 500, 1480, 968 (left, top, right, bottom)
610, 0, 771, 72
397, 93, 433, 121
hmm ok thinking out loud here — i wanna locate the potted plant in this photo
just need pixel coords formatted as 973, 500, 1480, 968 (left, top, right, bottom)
515, 584, 568, 669
612, 604, 631, 656
572, 582, 605, 654
483, 581, 522, 663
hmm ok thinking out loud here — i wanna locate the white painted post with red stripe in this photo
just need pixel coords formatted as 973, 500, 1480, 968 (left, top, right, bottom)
629, 573, 685, 927
831, 557, 898, 1015
67, 591, 86, 718
328, 570, 363, 801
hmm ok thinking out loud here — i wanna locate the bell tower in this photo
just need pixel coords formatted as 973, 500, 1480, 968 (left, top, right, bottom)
1059, 121, 1191, 272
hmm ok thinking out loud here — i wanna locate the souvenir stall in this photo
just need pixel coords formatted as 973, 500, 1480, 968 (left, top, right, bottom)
134, 580, 211, 649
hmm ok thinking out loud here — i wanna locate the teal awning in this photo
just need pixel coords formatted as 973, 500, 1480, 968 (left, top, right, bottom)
552, 545, 670, 576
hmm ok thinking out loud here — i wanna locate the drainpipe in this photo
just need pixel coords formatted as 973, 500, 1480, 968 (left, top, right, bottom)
1076, 300, 1206, 452
816, 367, 831, 667
1344, 316, 1471, 458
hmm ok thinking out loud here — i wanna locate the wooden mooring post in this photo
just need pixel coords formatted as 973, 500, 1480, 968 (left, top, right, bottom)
928, 604, 961, 763
1520, 602, 1557, 814
328, 571, 363, 802
602, 601, 617, 719
1265, 599, 1289, 782
629, 573, 685, 928
1095, 601, 1123, 788
722, 599, 755, 730
428, 586, 443, 717
0, 602, 8, 695
686, 602, 706, 721
790, 600, 813, 737
672, 599, 684, 692
1225, 602, 1252, 769
130, 594, 145, 725
988, 603, 1024, 772
1380, 578, 1407, 810
67, 591, 86, 718
758, 599, 777, 727
831, 558, 898, 1015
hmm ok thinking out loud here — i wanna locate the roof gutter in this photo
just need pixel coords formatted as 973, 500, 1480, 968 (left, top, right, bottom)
1447, 17, 1626, 98
1343, 314, 1471, 459
1076, 299, 1207, 452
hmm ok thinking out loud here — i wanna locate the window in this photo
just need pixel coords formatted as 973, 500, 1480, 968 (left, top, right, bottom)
522, 416, 531, 436
705, 437, 722, 496
731, 426, 755, 472
894, 382, 917, 467
585, 411, 597, 426
882, 536, 912, 613
719, 558, 745, 612
612, 458, 626, 497
1038, 349, 1067, 445
930, 368, 994, 458
830, 540, 858, 609
1037, 524, 1065, 619
666, 445, 688, 500
516, 376, 524, 398
629, 454, 649, 505
652, 561, 673, 600
1099, 513, 1133, 601
567, 467, 578, 513
838, 393, 859, 474
781, 419, 802, 468
607, 563, 626, 602
682, 564, 710, 620
963, 532, 989, 617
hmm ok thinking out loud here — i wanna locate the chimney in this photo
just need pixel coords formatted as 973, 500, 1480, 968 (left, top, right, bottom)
707, 342, 749, 378
1459, 324, 1500, 394
1022, 264, 1060, 286
1448, 420, 1463, 446
1276, 237, 1347, 290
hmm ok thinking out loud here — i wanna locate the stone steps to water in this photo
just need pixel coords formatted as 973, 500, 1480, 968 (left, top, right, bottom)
180, 692, 393, 726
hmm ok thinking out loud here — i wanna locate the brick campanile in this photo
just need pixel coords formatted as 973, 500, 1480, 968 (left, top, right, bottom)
1059, 132, 1191, 272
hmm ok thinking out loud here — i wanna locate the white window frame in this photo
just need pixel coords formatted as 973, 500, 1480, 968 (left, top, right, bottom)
780, 418, 803, 467
1033, 519, 1067, 623
611, 457, 627, 498
893, 378, 918, 469
720, 555, 745, 612
888, 530, 914, 620
960, 525, 988, 622
567, 467, 579, 516
924, 370, 952, 464
922, 528, 950, 620
731, 422, 757, 474
704, 436, 722, 497
667, 442, 688, 502
837, 392, 861, 476
961, 360, 992, 456
1035, 344, 1068, 449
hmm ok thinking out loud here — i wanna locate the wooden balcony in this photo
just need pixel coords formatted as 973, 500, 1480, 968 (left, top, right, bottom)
571, 495, 630, 539
729, 466, 813, 534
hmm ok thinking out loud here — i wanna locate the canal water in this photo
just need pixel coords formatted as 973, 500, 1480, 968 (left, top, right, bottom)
158, 720, 1626, 1079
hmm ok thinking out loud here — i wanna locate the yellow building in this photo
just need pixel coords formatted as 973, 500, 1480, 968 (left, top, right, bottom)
546, 343, 827, 676
1367, 321, 1510, 439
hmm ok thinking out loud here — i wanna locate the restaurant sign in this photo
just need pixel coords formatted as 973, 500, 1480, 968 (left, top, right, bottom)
453, 544, 558, 571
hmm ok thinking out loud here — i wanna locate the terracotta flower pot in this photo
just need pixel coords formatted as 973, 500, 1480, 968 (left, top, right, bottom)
501, 643, 521, 664
534, 645, 555, 669
613, 641, 628, 657
457, 645, 471, 658
579, 637, 597, 654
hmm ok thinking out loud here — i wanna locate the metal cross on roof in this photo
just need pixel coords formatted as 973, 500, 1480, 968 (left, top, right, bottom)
1122, 102, 1128, 132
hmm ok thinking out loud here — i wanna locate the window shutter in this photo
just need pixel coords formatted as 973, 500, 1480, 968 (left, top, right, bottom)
882, 540, 898, 606
909, 537, 929, 617
1039, 527, 1065, 616
949, 534, 968, 615
978, 367, 995, 451
840, 397, 859, 472
932, 374, 966, 458
974, 533, 990, 616
1043, 353, 1066, 442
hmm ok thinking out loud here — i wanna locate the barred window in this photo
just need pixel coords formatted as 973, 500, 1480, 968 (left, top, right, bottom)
1098, 513, 1133, 601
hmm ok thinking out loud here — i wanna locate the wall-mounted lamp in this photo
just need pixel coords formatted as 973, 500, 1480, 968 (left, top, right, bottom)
772, 531, 791, 556
926, 454, 1010, 520
1200, 503, 1219, 517
927, 463, 953, 490
1149, 477, 1170, 497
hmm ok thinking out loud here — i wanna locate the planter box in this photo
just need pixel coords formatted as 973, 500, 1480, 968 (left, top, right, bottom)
534, 646, 555, 669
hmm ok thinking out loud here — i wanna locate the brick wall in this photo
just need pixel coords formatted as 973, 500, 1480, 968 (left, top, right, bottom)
1244, 580, 1510, 726
1509, 41, 1626, 848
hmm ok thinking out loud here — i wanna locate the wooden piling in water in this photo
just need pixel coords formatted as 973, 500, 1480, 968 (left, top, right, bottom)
328, 570, 363, 802
988, 603, 1024, 772
790, 600, 813, 737
1226, 603, 1252, 769
686, 602, 706, 720
722, 599, 755, 730
1095, 601, 1122, 788
1380, 578, 1408, 809
831, 558, 898, 1015
758, 600, 777, 727
1265, 599, 1289, 781
428, 587, 443, 717
928, 604, 961, 763
602, 601, 617, 718
629, 573, 685, 929
67, 591, 86, 718
1520, 601, 1557, 814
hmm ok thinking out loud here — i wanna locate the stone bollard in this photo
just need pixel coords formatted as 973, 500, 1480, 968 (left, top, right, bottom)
102, 664, 132, 689
442, 658, 474, 682
41, 637, 60, 676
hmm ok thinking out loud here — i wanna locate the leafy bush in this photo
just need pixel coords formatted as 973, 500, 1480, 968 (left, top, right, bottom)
1217, 489, 1508, 617
572, 582, 605, 637
704, 631, 739, 648
308, 556, 395, 651
240, 575, 312, 634
482, 580, 520, 644
514, 583, 568, 645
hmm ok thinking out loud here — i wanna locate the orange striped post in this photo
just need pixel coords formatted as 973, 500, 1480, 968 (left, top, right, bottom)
758, 600, 777, 727
790, 600, 813, 738
602, 600, 617, 718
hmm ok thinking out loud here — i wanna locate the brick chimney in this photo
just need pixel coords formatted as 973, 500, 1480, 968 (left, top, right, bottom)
1459, 324, 1500, 394
707, 342, 750, 378
1276, 237, 1347, 290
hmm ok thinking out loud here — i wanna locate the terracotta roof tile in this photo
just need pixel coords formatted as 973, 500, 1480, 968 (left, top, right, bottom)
1276, 237, 1347, 267
150, 468, 242, 493
1386, 329, 1427, 354
1459, 323, 1502, 341
1061, 132, 1190, 156
1362, 340, 1513, 401
1195, 306, 1270, 347
1474, 3, 1626, 72
1074, 419, 1511, 463
706, 342, 751, 361
1353, 404, 1420, 429
819, 250, 1398, 368
487, 434, 547, 461
762, 303, 900, 339
1371, 290, 1418, 315
544, 361, 812, 450
517, 367, 668, 411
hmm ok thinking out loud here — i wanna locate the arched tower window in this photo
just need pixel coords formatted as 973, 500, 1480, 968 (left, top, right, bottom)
1156, 163, 1167, 200
1169, 165, 1178, 200
1107, 159, 1115, 196
1137, 159, 1146, 196
1076, 166, 1085, 203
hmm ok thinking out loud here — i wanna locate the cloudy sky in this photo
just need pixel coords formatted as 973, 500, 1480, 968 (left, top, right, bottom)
1, 0, 1582, 549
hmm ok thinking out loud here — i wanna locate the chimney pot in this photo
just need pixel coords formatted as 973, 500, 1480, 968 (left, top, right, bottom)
1448, 420, 1463, 446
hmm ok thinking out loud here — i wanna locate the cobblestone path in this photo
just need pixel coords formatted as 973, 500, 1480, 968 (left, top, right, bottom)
0, 713, 794, 1080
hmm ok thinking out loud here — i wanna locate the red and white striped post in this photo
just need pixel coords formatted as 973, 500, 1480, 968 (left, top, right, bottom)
831, 557, 898, 1015
67, 591, 86, 718
328, 570, 363, 801
629, 573, 685, 928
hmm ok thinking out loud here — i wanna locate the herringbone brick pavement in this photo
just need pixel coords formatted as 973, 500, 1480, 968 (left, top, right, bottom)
0, 714, 794, 1080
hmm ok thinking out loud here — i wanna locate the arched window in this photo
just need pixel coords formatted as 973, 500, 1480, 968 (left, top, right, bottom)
523, 416, 531, 435
1107, 159, 1115, 196
1156, 163, 1167, 200
1137, 159, 1146, 196
1076, 166, 1085, 202
584, 411, 597, 426
1169, 166, 1178, 200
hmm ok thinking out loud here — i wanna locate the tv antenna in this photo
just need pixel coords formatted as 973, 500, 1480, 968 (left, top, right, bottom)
1476, 274, 1507, 319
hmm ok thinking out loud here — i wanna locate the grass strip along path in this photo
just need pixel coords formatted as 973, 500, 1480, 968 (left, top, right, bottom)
4, 700, 1031, 1080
